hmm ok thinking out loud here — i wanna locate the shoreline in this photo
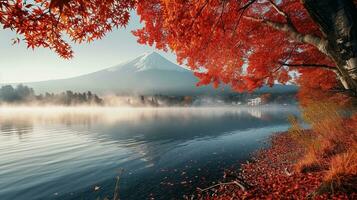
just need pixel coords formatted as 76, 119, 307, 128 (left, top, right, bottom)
195, 131, 356, 199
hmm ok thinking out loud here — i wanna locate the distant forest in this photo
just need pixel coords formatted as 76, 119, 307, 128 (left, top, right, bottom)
0, 84, 297, 106
0, 85, 103, 105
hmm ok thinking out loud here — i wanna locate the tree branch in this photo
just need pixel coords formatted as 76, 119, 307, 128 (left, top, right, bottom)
231, 0, 256, 36
243, 16, 329, 56
238, 0, 256, 12
215, 0, 227, 33
279, 62, 338, 72
188, 0, 210, 29
270, 44, 298, 75
268, 0, 288, 18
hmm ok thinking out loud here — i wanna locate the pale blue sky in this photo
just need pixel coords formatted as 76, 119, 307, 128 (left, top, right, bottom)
0, 13, 177, 83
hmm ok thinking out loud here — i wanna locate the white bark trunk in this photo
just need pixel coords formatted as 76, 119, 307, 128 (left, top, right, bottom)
302, 0, 357, 94
346, 57, 357, 79
337, 71, 351, 89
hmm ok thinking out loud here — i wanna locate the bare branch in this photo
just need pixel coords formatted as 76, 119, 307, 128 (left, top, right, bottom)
231, 0, 256, 36
237, 0, 256, 12
197, 180, 246, 192
268, 44, 299, 76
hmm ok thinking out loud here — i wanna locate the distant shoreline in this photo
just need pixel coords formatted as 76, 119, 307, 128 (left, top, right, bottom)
0, 104, 297, 109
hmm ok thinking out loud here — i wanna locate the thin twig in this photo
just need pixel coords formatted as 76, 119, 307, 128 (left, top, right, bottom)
231, 0, 256, 36
268, 0, 287, 18
113, 169, 124, 200
197, 180, 246, 192
284, 167, 294, 176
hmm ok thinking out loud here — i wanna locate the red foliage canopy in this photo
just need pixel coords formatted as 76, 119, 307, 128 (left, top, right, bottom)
133, 0, 341, 92
0, 0, 135, 58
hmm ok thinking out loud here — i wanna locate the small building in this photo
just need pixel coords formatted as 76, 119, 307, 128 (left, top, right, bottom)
247, 97, 262, 106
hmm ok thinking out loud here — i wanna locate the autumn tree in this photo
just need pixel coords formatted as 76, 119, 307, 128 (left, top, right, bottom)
1, 0, 357, 96
133, 0, 357, 95
0, 0, 135, 58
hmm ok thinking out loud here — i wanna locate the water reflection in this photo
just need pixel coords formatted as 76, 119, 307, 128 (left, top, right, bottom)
0, 106, 299, 200
0, 106, 298, 137
0, 121, 33, 138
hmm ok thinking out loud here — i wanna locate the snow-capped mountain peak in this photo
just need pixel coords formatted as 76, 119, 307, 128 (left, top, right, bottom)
107, 52, 187, 72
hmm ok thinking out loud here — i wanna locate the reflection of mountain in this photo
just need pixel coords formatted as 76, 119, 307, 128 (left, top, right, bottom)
18, 52, 298, 95
90, 107, 297, 141
0, 106, 299, 162
0, 107, 298, 137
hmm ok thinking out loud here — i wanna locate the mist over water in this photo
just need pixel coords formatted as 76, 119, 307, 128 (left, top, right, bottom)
0, 106, 299, 200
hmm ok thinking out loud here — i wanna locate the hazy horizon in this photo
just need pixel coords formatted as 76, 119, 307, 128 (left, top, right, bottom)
0, 12, 178, 84
0, 52, 184, 84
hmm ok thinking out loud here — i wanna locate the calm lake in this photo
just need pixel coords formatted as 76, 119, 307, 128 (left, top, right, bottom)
0, 106, 299, 200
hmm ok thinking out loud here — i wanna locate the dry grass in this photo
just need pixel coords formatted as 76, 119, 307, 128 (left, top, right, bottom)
288, 101, 357, 194
302, 102, 347, 145
325, 149, 357, 182
318, 148, 357, 194
288, 115, 322, 172
295, 150, 321, 173
287, 115, 317, 148
287, 115, 307, 145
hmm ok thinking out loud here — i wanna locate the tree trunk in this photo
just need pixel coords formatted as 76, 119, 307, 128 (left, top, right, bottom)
302, 0, 357, 94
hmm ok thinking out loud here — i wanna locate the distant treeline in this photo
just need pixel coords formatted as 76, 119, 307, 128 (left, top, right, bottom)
0, 84, 296, 106
118, 92, 297, 107
0, 85, 103, 105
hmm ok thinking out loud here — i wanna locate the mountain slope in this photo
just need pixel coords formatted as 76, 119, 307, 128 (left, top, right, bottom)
16, 52, 298, 95
24, 52, 217, 95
